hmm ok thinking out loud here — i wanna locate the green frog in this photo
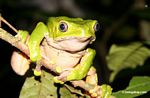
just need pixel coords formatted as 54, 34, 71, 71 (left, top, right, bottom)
11, 16, 112, 98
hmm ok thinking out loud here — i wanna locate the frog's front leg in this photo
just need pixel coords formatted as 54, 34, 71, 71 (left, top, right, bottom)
53, 48, 95, 84
67, 48, 96, 81
28, 22, 49, 76
28, 22, 49, 62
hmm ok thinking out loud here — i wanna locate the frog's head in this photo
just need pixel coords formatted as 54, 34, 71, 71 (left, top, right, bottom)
47, 16, 99, 52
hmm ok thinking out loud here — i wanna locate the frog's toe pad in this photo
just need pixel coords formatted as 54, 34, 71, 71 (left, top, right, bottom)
53, 77, 64, 84
89, 86, 102, 97
34, 70, 41, 76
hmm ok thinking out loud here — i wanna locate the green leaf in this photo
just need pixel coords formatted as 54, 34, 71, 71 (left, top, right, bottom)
112, 76, 150, 98
19, 70, 86, 98
107, 42, 150, 82
19, 71, 58, 98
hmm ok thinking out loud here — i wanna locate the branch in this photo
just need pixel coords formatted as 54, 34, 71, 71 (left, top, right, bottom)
0, 28, 29, 54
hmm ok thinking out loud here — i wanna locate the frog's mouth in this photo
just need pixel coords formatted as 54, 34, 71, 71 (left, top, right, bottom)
46, 36, 95, 52
56, 36, 95, 43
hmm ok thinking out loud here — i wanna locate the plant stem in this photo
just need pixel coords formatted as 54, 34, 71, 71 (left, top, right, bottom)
0, 16, 18, 33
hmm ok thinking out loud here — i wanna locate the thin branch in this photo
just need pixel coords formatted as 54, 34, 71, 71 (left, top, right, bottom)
0, 16, 18, 33
0, 28, 28, 53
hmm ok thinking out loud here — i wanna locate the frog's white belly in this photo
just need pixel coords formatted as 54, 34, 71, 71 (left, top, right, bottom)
41, 42, 83, 71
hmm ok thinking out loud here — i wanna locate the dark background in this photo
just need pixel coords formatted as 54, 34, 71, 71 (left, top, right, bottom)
0, 0, 150, 97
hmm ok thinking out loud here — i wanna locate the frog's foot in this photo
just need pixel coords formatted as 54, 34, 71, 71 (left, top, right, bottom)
88, 84, 112, 98
89, 86, 102, 98
53, 77, 64, 84
34, 69, 42, 76
72, 81, 102, 98
53, 70, 71, 84
34, 62, 42, 76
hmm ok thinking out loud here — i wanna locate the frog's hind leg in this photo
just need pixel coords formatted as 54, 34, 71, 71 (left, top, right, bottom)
85, 66, 102, 97
86, 66, 98, 86
11, 51, 30, 76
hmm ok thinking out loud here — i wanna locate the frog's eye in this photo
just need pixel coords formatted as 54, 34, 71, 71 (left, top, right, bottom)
59, 22, 68, 32
94, 22, 100, 32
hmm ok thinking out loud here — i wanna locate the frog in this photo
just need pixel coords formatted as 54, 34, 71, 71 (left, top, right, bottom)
11, 16, 112, 98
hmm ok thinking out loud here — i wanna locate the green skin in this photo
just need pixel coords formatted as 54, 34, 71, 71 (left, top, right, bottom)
28, 16, 97, 79
17, 16, 112, 98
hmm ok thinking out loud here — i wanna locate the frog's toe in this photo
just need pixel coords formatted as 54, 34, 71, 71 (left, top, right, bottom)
53, 77, 64, 84
89, 86, 102, 98
34, 69, 41, 76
